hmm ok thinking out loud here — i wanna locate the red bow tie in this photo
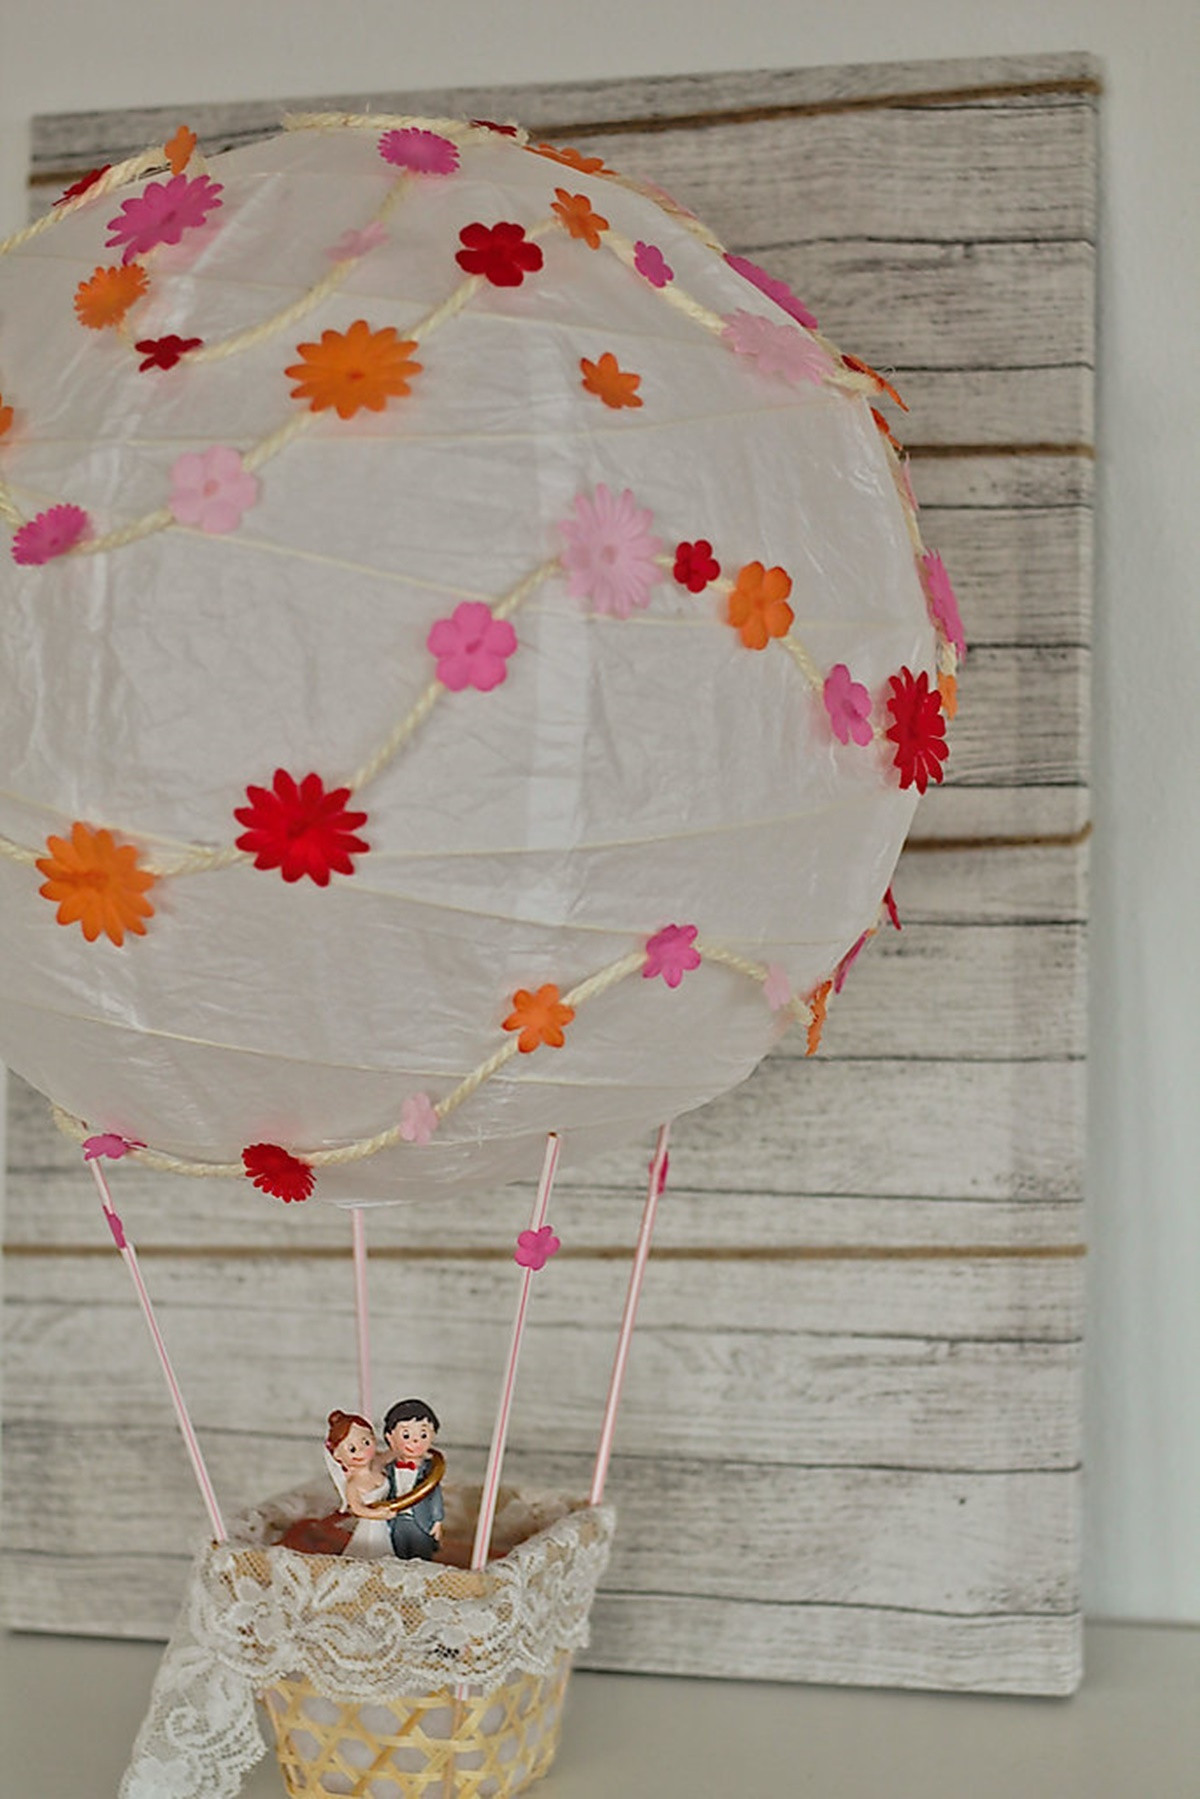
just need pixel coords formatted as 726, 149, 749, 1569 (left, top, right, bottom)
394, 1459, 419, 1470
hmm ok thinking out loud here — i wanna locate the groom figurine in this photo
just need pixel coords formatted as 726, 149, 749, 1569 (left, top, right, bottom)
382, 1398, 445, 1560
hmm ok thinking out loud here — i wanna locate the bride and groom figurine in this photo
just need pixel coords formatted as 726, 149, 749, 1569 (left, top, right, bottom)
325, 1398, 445, 1560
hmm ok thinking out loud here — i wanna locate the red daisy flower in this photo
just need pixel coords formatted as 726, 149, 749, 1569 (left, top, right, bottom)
135, 333, 203, 372
455, 221, 544, 287
884, 668, 949, 793
673, 540, 721, 593
55, 166, 110, 206
234, 769, 369, 885
242, 1142, 314, 1202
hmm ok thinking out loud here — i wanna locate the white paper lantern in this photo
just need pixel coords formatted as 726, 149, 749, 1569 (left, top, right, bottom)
0, 117, 963, 1206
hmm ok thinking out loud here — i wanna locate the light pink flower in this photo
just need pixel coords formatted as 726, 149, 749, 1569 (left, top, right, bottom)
724, 253, 818, 330
633, 241, 673, 287
722, 310, 832, 384
643, 922, 701, 989
823, 663, 873, 747
326, 222, 388, 260
833, 931, 870, 993
515, 1224, 561, 1271
763, 963, 792, 1011
12, 504, 90, 565
169, 446, 259, 534
399, 1092, 439, 1145
105, 173, 223, 263
559, 484, 663, 619
427, 600, 518, 692
379, 129, 460, 175
921, 551, 966, 659
83, 1132, 143, 1160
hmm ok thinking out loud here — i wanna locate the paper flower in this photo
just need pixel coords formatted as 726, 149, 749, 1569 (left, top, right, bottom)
456, 221, 544, 287
722, 310, 832, 384
724, 253, 818, 329
872, 406, 903, 454
55, 166, 109, 207
633, 241, 673, 287
326, 222, 388, 261
83, 1133, 143, 1160
643, 923, 701, 988
823, 664, 874, 747
727, 562, 794, 650
0, 397, 13, 440
580, 352, 642, 409
938, 672, 959, 720
884, 886, 902, 931
842, 353, 908, 412
135, 334, 202, 372
164, 125, 197, 176
472, 118, 520, 137
242, 1142, 314, 1203
503, 984, 575, 1052
378, 128, 460, 175
560, 485, 663, 619
530, 142, 610, 174
427, 600, 518, 692
285, 321, 421, 419
169, 446, 259, 534
515, 1224, 561, 1270
763, 963, 792, 1011
884, 668, 949, 793
36, 822, 155, 945
234, 770, 369, 884
551, 189, 609, 248
399, 1093, 439, 1145
12, 504, 90, 565
806, 981, 832, 1057
833, 931, 870, 993
74, 263, 149, 330
921, 551, 966, 659
673, 540, 720, 593
105, 173, 224, 262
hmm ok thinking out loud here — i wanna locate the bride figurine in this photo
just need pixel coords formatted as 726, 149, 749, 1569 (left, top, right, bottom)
324, 1410, 394, 1559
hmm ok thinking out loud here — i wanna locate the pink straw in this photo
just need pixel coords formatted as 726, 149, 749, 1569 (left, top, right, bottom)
88, 1157, 226, 1541
351, 1207, 372, 1423
589, 1122, 671, 1506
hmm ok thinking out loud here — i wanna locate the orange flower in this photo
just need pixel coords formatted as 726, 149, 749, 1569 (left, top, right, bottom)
842, 353, 908, 412
502, 983, 575, 1053
531, 142, 610, 175
0, 395, 13, 439
73, 263, 150, 330
937, 671, 958, 720
36, 822, 155, 946
164, 124, 197, 176
551, 188, 609, 249
870, 406, 904, 455
286, 320, 421, 420
580, 352, 642, 410
806, 980, 832, 1057
727, 562, 794, 650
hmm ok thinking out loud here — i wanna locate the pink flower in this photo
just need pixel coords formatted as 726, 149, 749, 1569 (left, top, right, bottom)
724, 254, 818, 330
833, 931, 870, 993
427, 600, 518, 692
560, 484, 663, 619
823, 664, 873, 747
763, 963, 792, 1011
12, 504, 90, 565
515, 1224, 561, 1271
643, 923, 701, 988
326, 222, 388, 260
399, 1092, 439, 1145
105, 173, 223, 263
921, 551, 966, 659
633, 241, 673, 287
883, 885, 902, 931
83, 1132, 143, 1160
378, 128, 460, 175
722, 310, 832, 384
169, 446, 259, 534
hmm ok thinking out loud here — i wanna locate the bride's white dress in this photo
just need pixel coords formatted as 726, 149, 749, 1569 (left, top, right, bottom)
342, 1478, 393, 1559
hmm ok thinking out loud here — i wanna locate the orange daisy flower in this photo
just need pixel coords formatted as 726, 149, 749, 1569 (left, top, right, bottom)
0, 395, 13, 440
164, 124, 197, 176
531, 142, 611, 175
36, 822, 156, 946
74, 263, 150, 330
727, 562, 795, 650
551, 188, 609, 249
806, 981, 832, 1057
502, 983, 576, 1053
580, 352, 642, 410
285, 320, 422, 420
937, 671, 959, 720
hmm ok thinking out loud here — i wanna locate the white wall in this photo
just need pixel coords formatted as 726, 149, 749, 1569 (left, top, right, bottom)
2, 0, 1197, 1624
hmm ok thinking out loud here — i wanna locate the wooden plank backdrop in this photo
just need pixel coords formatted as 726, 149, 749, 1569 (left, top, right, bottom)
1, 52, 1095, 1696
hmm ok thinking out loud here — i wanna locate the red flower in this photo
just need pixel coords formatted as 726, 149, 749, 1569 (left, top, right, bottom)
243, 1142, 314, 1203
55, 166, 109, 206
136, 334, 203, 372
234, 769, 369, 885
471, 118, 519, 136
884, 668, 949, 793
456, 221, 544, 287
673, 540, 721, 592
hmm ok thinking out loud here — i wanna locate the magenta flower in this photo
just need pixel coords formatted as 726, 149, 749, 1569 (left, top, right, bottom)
823, 663, 873, 747
326, 222, 388, 260
633, 240, 673, 287
427, 600, 518, 692
560, 484, 663, 619
12, 504, 90, 566
833, 931, 870, 993
763, 963, 792, 1012
379, 129, 460, 175
921, 551, 966, 659
399, 1092, 439, 1145
82, 1132, 143, 1160
722, 310, 832, 384
169, 445, 259, 534
643, 922, 701, 989
105, 173, 223, 263
724, 253, 818, 330
515, 1224, 561, 1271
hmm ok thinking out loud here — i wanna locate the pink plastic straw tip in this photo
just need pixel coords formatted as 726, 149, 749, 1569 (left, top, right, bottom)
514, 1225, 561, 1270
649, 1148, 670, 1195
83, 1132, 141, 1160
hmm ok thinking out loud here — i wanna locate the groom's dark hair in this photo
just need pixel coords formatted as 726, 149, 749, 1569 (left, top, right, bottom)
384, 1397, 440, 1435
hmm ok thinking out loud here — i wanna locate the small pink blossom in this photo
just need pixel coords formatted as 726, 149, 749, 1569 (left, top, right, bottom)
559, 484, 662, 618
763, 963, 792, 1011
169, 446, 259, 534
833, 931, 870, 993
724, 254, 818, 329
399, 1092, 439, 1145
823, 664, 874, 747
105, 173, 223, 263
515, 1224, 561, 1270
921, 551, 966, 659
643, 922, 701, 989
378, 129, 460, 175
12, 504, 90, 565
722, 310, 832, 384
83, 1132, 143, 1161
633, 241, 673, 287
427, 600, 518, 692
326, 222, 388, 260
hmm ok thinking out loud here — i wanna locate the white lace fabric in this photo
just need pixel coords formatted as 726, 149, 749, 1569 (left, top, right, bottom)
119, 1482, 615, 1799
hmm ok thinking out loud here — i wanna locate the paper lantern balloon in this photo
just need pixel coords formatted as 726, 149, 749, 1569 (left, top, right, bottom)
0, 117, 961, 1206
